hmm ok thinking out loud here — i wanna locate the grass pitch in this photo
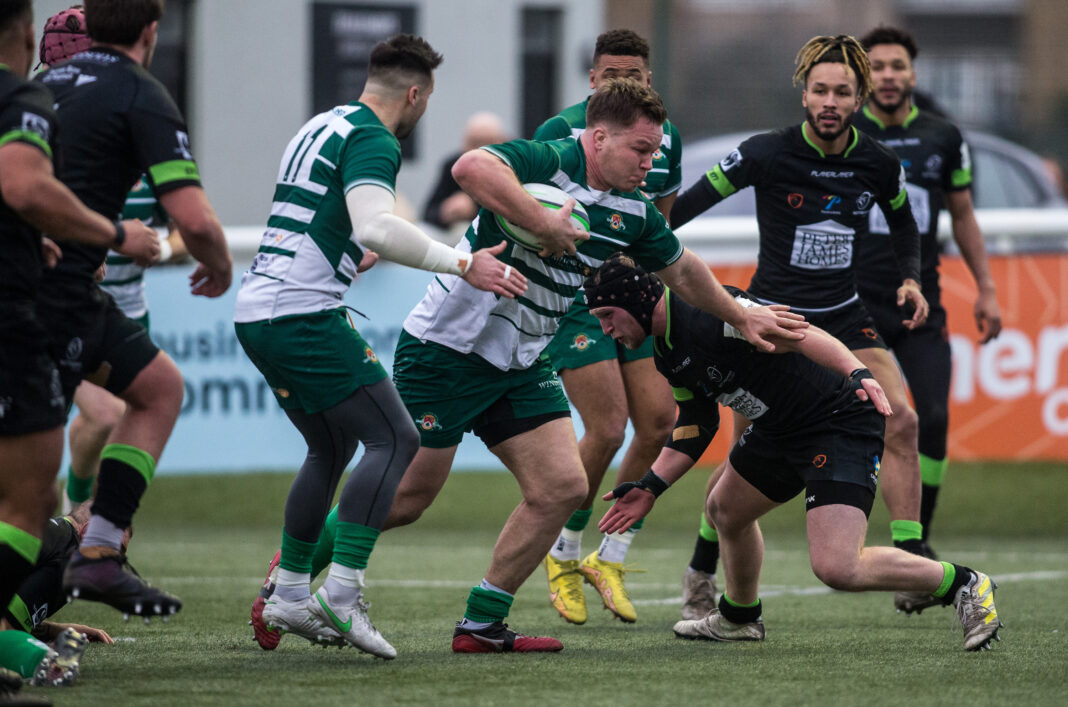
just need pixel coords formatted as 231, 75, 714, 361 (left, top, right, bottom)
27, 462, 1068, 706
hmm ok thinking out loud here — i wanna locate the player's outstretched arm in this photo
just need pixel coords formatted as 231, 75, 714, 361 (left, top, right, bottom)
598, 448, 694, 534
0, 142, 159, 265
772, 324, 892, 416
451, 149, 588, 257
657, 249, 807, 352
347, 184, 526, 297
157, 185, 233, 297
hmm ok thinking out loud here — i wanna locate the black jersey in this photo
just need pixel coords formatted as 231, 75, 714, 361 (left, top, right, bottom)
0, 69, 57, 302
853, 105, 971, 291
38, 48, 201, 282
653, 288, 857, 438
3, 517, 79, 633
672, 123, 920, 311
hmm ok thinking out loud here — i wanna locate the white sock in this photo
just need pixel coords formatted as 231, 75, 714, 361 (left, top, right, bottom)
597, 528, 637, 564
321, 563, 364, 605
550, 528, 582, 561
274, 568, 311, 601
80, 515, 124, 551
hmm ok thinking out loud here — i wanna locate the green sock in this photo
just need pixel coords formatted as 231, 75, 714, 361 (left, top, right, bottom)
279, 530, 318, 574
65, 468, 95, 504
890, 519, 923, 543
564, 508, 592, 532
464, 586, 513, 623
699, 514, 719, 542
0, 630, 50, 679
332, 521, 380, 570
919, 455, 948, 486
310, 505, 340, 577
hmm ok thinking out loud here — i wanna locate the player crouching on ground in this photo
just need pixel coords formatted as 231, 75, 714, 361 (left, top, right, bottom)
589, 254, 1002, 651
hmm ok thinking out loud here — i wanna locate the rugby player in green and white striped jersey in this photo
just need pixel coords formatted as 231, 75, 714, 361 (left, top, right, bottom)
534, 29, 685, 626
384, 78, 807, 653
235, 34, 524, 659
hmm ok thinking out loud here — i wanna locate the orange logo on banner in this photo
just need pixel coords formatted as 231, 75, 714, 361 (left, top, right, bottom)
695, 254, 1068, 463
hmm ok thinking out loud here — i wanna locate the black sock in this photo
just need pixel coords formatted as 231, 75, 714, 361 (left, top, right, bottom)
920, 484, 940, 540
91, 457, 149, 529
718, 594, 762, 624
894, 538, 927, 557
689, 536, 720, 574
943, 563, 975, 605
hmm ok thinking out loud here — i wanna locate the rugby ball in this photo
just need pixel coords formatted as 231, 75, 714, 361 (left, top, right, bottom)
495, 183, 589, 251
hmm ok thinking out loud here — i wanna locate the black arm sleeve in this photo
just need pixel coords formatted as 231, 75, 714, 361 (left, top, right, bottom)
884, 202, 922, 283
664, 395, 720, 462
669, 176, 724, 230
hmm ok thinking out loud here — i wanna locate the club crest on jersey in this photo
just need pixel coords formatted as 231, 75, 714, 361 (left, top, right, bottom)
812, 454, 827, 468
923, 154, 944, 179
870, 454, 881, 484
570, 333, 596, 351
652, 148, 664, 161
854, 191, 874, 212
787, 193, 804, 208
607, 213, 625, 231
273, 387, 291, 399
720, 149, 742, 171
418, 413, 443, 431
821, 194, 842, 214
363, 347, 378, 363
21, 112, 50, 142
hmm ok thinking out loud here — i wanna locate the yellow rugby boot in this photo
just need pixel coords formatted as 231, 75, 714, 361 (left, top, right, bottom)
579, 551, 642, 623
544, 554, 587, 624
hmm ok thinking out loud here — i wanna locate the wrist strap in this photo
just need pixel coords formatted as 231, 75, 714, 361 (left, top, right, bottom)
113, 221, 126, 248
639, 469, 669, 498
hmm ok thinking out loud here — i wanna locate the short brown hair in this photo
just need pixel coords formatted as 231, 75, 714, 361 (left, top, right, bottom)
367, 33, 443, 88
85, 0, 163, 46
593, 29, 649, 65
586, 78, 666, 130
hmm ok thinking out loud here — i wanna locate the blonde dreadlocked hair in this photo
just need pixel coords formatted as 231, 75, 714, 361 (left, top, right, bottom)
793, 35, 873, 100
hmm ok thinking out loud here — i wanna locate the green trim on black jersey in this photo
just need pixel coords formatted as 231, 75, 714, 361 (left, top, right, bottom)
662, 287, 674, 350
889, 187, 908, 211
902, 105, 920, 128
842, 126, 860, 158
800, 123, 860, 158
0, 129, 52, 157
149, 159, 200, 185
672, 386, 694, 402
5, 594, 32, 632
705, 164, 737, 198
951, 168, 972, 188
0, 523, 41, 565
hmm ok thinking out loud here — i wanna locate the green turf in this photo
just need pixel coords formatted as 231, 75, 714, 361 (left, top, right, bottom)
26, 462, 1068, 706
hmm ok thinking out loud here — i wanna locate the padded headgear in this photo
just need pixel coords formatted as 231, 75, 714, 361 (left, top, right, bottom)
39, 6, 90, 68
584, 252, 664, 335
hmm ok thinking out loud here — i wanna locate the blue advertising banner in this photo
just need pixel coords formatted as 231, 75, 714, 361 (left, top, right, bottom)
63, 261, 625, 474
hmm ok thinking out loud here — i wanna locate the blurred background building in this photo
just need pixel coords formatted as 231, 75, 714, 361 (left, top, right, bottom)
33, 0, 1068, 225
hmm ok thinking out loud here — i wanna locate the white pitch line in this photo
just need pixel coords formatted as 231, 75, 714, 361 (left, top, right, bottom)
159, 569, 1068, 598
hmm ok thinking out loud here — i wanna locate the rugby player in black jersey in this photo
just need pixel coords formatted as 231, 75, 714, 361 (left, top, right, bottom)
586, 254, 1001, 652
35, 0, 232, 621
0, 1, 157, 693
855, 27, 1002, 593
670, 36, 930, 617
0, 0, 158, 615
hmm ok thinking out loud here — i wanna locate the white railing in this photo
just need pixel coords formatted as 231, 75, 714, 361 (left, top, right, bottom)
223, 208, 1068, 263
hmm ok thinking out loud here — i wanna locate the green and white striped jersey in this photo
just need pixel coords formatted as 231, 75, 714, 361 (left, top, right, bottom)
532, 97, 683, 201
403, 137, 683, 371
100, 176, 169, 319
234, 102, 400, 323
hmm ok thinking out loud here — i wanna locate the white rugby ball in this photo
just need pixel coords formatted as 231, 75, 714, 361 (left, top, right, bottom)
495, 183, 589, 251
